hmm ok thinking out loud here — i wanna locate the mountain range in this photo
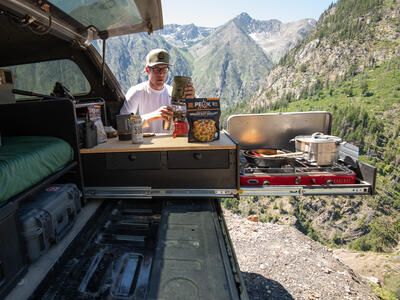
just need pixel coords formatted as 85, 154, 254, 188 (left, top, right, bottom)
100, 13, 316, 107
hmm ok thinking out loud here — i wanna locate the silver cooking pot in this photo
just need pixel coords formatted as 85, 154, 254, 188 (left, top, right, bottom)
291, 132, 342, 166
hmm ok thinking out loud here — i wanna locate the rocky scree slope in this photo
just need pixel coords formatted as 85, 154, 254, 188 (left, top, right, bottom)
223, 209, 377, 300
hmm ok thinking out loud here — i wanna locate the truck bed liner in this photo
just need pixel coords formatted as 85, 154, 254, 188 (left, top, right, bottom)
31, 199, 244, 299
148, 199, 240, 300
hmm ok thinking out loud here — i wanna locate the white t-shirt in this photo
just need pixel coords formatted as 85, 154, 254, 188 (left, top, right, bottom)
120, 81, 172, 133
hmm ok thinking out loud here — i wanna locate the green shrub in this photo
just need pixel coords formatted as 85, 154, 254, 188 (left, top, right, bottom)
222, 198, 240, 214
372, 284, 399, 300
350, 236, 371, 251
351, 217, 400, 252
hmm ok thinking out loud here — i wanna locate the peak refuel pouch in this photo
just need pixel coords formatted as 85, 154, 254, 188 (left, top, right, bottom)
186, 98, 221, 143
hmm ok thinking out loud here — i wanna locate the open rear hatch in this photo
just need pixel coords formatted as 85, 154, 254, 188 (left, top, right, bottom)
226, 111, 376, 197
0, 0, 163, 47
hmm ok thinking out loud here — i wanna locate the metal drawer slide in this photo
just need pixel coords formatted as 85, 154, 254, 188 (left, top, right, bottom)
240, 181, 372, 197
84, 187, 237, 199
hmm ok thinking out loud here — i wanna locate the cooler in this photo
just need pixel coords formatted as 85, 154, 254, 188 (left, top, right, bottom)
19, 184, 82, 262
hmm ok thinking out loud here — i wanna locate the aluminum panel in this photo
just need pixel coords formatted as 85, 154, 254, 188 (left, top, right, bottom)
226, 111, 332, 150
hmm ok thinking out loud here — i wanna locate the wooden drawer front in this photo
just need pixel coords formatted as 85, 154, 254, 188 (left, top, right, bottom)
106, 152, 161, 170
167, 150, 229, 169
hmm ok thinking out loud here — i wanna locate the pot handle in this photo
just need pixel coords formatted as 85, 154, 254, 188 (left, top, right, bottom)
312, 132, 342, 143
311, 132, 324, 139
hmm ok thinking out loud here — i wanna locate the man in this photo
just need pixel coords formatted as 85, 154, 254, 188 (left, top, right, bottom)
120, 48, 195, 133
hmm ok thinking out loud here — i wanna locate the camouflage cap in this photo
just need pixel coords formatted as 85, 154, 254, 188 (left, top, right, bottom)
146, 49, 170, 67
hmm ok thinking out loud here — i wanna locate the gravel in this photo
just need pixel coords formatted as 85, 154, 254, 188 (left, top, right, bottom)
223, 209, 378, 300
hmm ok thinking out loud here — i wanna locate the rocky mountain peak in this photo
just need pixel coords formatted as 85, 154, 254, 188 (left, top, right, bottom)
160, 23, 215, 48
232, 13, 282, 35
233, 12, 253, 27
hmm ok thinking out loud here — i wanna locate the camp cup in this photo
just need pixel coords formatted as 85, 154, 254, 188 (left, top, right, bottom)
116, 114, 132, 141
171, 76, 192, 105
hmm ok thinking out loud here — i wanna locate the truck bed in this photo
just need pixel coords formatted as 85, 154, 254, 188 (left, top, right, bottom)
26, 198, 245, 299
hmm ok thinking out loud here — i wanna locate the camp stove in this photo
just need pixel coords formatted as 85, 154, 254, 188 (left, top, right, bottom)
226, 112, 376, 196
240, 152, 357, 186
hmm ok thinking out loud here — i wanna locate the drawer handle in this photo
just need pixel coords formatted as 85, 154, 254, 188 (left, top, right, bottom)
128, 154, 137, 161
193, 153, 202, 160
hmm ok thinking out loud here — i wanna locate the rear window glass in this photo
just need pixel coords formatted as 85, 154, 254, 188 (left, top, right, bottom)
48, 0, 143, 32
6, 59, 90, 100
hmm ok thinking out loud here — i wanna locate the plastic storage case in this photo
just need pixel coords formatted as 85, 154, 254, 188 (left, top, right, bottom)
19, 184, 82, 262
0, 201, 28, 299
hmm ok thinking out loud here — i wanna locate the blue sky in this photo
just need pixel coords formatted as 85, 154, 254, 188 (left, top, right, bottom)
161, 0, 336, 27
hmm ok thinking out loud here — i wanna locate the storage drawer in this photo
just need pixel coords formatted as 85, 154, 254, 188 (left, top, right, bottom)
167, 150, 230, 169
106, 152, 161, 170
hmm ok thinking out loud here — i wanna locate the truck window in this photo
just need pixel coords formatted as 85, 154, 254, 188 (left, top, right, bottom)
6, 59, 90, 100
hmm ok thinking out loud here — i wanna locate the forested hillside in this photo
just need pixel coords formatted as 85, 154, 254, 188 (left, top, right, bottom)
224, 0, 400, 258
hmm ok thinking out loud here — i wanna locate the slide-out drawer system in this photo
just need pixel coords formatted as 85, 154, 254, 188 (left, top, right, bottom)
82, 149, 238, 194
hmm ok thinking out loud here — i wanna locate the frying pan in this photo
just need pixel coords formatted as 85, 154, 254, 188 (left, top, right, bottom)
243, 150, 299, 168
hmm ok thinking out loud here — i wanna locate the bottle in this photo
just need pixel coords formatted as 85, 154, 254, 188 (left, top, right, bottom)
131, 114, 144, 144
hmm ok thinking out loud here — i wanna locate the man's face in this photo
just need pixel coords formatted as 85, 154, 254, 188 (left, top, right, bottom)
146, 64, 169, 90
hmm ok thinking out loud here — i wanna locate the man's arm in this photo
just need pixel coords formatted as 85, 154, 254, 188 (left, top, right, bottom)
142, 106, 173, 125
120, 86, 139, 115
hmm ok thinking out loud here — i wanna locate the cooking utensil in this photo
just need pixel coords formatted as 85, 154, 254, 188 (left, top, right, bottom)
291, 132, 342, 166
251, 151, 304, 158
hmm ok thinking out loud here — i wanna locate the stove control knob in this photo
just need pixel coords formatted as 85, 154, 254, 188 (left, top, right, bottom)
263, 180, 270, 186
248, 179, 259, 185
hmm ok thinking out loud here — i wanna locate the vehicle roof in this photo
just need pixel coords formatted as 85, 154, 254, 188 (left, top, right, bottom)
0, 0, 163, 66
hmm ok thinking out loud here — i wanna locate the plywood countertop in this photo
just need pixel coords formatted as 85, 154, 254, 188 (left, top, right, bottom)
80, 131, 236, 154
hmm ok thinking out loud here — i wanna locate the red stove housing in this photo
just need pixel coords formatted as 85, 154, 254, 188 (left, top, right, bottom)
240, 172, 357, 186
240, 167, 357, 186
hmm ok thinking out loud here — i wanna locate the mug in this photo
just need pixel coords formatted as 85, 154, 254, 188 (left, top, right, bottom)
116, 114, 132, 141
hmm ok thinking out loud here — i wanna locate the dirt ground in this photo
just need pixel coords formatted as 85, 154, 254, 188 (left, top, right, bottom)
333, 247, 400, 295
223, 209, 378, 299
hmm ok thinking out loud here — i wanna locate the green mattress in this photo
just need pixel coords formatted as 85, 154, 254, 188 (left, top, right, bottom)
0, 136, 74, 204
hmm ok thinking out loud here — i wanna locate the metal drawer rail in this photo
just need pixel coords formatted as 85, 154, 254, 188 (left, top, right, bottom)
85, 183, 372, 198
239, 181, 372, 197
84, 187, 237, 199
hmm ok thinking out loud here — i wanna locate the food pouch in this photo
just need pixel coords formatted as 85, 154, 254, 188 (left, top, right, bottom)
186, 98, 220, 143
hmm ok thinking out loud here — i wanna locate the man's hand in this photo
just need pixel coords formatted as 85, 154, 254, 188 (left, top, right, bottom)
183, 83, 196, 99
142, 105, 173, 127
158, 105, 173, 120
